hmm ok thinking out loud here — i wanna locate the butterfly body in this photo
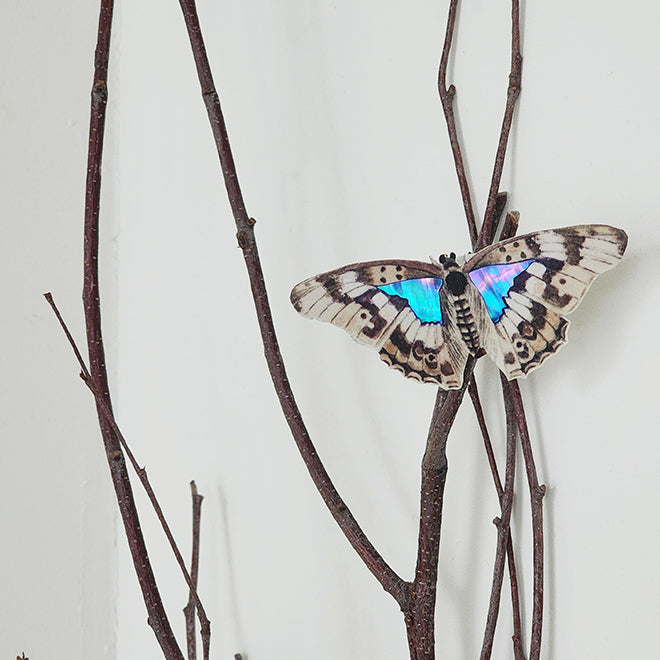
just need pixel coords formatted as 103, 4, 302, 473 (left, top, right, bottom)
291, 224, 627, 389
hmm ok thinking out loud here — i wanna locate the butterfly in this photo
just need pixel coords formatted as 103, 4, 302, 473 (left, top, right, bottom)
290, 224, 628, 389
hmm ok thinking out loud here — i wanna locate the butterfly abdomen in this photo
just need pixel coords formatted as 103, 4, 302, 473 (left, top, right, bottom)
450, 295, 482, 356
442, 269, 482, 356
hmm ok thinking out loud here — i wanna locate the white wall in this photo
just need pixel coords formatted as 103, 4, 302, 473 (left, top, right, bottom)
4, 1, 658, 659
114, 1, 660, 658
1, 1, 117, 658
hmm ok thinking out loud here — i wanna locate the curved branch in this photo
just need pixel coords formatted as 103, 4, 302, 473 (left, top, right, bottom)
479, 376, 519, 659
469, 379, 525, 659
438, 0, 478, 248
82, 2, 183, 657
478, 0, 522, 248
176, 0, 408, 607
510, 381, 545, 660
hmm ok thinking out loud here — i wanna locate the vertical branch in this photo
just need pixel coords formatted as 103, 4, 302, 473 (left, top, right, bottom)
82, 1, 183, 658
405, 361, 475, 659
431, 1, 525, 656
469, 379, 525, 659
470, 214, 526, 659
478, 0, 522, 248
184, 481, 204, 660
437, 0, 479, 248
176, 0, 408, 607
510, 382, 545, 660
479, 377, 519, 660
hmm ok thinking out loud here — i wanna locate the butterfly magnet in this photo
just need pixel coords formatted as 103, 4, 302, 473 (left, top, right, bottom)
291, 225, 628, 389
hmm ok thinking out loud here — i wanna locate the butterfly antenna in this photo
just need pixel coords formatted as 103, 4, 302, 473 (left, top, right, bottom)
429, 255, 441, 267
455, 253, 468, 267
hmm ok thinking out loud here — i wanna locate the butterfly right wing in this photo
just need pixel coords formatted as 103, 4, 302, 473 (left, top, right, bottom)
465, 224, 628, 378
291, 260, 469, 388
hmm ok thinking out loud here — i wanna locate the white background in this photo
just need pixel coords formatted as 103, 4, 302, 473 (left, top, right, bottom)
2, 1, 659, 659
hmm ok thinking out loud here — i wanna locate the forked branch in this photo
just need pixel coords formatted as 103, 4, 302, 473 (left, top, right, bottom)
176, 0, 540, 658
44, 294, 211, 659
436, 1, 542, 658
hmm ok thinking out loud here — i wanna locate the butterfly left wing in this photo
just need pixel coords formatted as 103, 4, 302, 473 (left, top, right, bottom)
291, 260, 469, 388
464, 224, 628, 378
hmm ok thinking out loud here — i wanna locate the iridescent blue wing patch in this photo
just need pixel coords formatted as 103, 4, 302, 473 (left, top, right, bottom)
377, 278, 445, 324
291, 225, 628, 390
464, 225, 627, 380
468, 260, 533, 322
291, 262, 467, 388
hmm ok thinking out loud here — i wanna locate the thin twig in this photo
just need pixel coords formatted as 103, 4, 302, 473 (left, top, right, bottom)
44, 293, 211, 659
510, 382, 545, 660
478, 0, 522, 248
479, 376, 518, 660
81, 2, 183, 657
175, 0, 408, 607
184, 481, 204, 660
438, 0, 478, 248
471, 212, 526, 659
468, 379, 525, 659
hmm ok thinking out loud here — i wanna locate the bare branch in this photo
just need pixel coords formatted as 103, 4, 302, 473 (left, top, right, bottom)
479, 376, 519, 660
468, 379, 525, 659
438, 0, 478, 248
81, 1, 183, 656
175, 0, 408, 606
510, 382, 545, 660
184, 481, 205, 660
479, 0, 522, 248
404, 360, 475, 658
45, 293, 211, 658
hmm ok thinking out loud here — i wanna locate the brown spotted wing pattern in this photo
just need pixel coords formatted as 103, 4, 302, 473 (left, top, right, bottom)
290, 260, 468, 387
291, 224, 627, 388
464, 225, 628, 379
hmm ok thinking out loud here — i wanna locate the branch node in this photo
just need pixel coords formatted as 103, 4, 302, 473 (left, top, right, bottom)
248, 216, 257, 226
236, 230, 248, 249
447, 83, 456, 97
92, 80, 108, 99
